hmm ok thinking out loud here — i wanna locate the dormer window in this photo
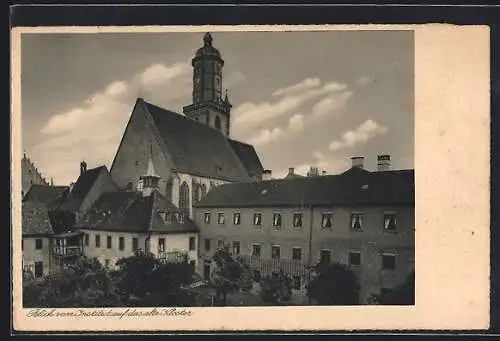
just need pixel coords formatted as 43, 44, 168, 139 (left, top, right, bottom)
173, 212, 179, 222
178, 213, 185, 224
164, 211, 172, 224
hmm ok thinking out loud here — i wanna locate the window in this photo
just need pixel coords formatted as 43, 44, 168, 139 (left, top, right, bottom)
34, 261, 43, 278
232, 241, 240, 255
137, 179, 143, 192
201, 184, 207, 198
384, 213, 397, 231
272, 213, 282, 228
252, 244, 261, 257
253, 213, 262, 226
95, 234, 101, 248
204, 238, 211, 252
173, 212, 179, 222
178, 213, 185, 224
271, 245, 281, 259
351, 213, 363, 230
132, 237, 139, 251
84, 234, 89, 246
119, 237, 125, 251
348, 251, 361, 267
321, 213, 333, 229
292, 276, 301, 290
217, 212, 225, 224
179, 181, 190, 216
164, 211, 172, 224
233, 212, 241, 225
320, 250, 331, 264
293, 213, 303, 227
217, 239, 224, 249
381, 253, 396, 270
189, 237, 196, 251
35, 239, 43, 250
165, 178, 173, 203
215, 115, 222, 130
204, 212, 211, 224
158, 238, 165, 252
292, 247, 302, 261
107, 236, 112, 249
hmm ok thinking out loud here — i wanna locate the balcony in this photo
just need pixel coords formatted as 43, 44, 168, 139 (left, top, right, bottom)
53, 245, 83, 258
157, 250, 189, 263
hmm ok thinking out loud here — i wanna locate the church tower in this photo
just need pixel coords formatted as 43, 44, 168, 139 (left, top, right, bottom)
183, 33, 232, 137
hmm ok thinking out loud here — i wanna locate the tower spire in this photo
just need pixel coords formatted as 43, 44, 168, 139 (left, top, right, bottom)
140, 143, 160, 197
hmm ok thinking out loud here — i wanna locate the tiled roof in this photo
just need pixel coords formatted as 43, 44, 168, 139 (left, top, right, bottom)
57, 166, 107, 211
76, 190, 199, 234
228, 139, 264, 179
141, 99, 252, 182
22, 201, 54, 236
22, 185, 69, 209
196, 167, 415, 208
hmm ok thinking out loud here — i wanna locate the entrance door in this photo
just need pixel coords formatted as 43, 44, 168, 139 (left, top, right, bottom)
204, 263, 211, 280
34, 261, 43, 278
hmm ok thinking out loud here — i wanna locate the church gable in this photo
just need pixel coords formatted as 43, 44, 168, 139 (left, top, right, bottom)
109, 99, 176, 194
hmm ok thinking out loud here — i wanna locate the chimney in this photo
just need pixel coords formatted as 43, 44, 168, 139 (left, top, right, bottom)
377, 154, 391, 171
351, 156, 364, 169
262, 169, 272, 181
288, 167, 295, 176
307, 166, 319, 177
80, 160, 87, 175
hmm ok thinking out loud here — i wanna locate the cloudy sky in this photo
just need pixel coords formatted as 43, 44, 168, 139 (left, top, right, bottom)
21, 30, 414, 185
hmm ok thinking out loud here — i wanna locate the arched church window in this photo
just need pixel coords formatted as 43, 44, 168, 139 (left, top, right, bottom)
179, 181, 190, 215
214, 115, 221, 131
201, 184, 207, 198
196, 185, 203, 202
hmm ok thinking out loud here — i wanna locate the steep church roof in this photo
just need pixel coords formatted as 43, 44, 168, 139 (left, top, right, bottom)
227, 139, 264, 179
196, 168, 415, 208
76, 190, 199, 234
140, 99, 253, 182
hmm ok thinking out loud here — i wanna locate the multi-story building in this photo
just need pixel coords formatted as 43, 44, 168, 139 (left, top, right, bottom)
194, 155, 415, 303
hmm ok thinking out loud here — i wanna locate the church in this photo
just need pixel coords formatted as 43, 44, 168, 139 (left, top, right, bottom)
109, 32, 264, 219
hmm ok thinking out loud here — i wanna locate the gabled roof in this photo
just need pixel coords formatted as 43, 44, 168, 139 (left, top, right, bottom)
22, 201, 54, 236
22, 184, 69, 209
196, 168, 415, 208
140, 99, 252, 182
228, 139, 264, 178
76, 190, 199, 234
57, 166, 108, 211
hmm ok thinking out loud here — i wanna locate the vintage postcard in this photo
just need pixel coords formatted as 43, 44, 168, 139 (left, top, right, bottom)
11, 24, 490, 331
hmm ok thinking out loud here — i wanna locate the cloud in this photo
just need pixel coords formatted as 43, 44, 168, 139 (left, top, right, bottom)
328, 119, 388, 151
312, 91, 354, 117
35, 61, 191, 185
225, 71, 247, 88
233, 79, 348, 126
272, 77, 321, 97
140, 63, 189, 88
248, 128, 283, 146
288, 114, 304, 131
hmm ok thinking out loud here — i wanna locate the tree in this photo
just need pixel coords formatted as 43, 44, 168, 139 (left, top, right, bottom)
23, 257, 125, 308
306, 262, 360, 305
114, 250, 195, 307
260, 271, 292, 304
372, 271, 415, 305
211, 245, 247, 306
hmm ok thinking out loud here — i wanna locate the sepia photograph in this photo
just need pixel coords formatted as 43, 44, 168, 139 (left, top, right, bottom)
20, 29, 415, 308
12, 24, 490, 332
